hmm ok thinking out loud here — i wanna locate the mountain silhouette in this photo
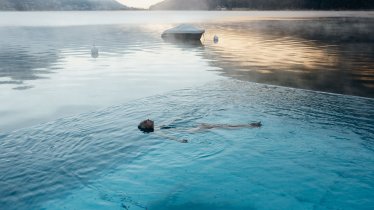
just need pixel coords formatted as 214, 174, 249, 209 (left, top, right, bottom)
0, 0, 128, 11
150, 0, 374, 10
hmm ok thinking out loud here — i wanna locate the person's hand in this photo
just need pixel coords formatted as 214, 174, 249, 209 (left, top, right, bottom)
180, 139, 188, 143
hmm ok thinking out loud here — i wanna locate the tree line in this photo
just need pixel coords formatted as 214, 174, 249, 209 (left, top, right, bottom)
150, 0, 374, 10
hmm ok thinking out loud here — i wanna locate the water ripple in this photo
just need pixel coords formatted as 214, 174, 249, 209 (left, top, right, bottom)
1, 79, 373, 209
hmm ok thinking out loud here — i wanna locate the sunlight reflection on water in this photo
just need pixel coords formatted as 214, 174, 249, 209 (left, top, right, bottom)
0, 11, 373, 131
0, 11, 373, 210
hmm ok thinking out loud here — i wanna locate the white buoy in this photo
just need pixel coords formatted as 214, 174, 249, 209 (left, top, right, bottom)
91, 45, 99, 58
213, 35, 219, 44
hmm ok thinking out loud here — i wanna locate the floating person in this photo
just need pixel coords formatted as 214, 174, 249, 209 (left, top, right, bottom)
137, 119, 262, 143
91, 45, 99, 58
138, 119, 188, 143
213, 35, 219, 44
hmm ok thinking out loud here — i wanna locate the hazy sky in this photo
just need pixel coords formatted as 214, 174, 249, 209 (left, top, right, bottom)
116, 0, 164, 9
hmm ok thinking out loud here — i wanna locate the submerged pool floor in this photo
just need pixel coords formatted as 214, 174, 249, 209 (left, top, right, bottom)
0, 79, 373, 210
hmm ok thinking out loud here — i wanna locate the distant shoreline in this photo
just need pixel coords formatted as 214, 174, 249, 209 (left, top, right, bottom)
0, 6, 143, 11
0, 9, 373, 12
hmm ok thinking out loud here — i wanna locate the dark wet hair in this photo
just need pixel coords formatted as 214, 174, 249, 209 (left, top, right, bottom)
138, 119, 154, 133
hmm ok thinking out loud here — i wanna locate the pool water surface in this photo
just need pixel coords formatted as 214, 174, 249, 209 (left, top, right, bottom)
0, 80, 373, 210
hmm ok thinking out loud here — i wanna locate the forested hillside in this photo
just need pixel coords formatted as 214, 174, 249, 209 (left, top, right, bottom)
150, 0, 374, 10
0, 0, 127, 11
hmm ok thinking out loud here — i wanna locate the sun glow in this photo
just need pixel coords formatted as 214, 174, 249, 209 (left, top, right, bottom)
115, 0, 164, 9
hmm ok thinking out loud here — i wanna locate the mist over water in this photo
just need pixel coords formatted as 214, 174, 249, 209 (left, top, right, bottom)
203, 17, 374, 97
0, 11, 374, 210
0, 11, 373, 132
0, 20, 218, 132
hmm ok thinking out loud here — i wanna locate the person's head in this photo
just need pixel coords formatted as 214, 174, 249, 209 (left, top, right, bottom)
138, 119, 154, 133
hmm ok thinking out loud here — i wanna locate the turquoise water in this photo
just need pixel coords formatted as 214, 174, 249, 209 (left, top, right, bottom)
1, 80, 373, 210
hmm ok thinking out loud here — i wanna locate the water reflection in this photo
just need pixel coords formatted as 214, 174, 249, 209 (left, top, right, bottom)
0, 13, 373, 133
90, 45, 99, 58
0, 25, 161, 89
0, 48, 59, 85
0, 24, 218, 132
163, 38, 204, 47
0, 12, 373, 209
203, 18, 374, 97
1, 17, 373, 97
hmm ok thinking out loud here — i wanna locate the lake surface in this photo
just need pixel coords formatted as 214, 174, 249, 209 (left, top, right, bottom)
0, 11, 373, 131
0, 11, 373, 210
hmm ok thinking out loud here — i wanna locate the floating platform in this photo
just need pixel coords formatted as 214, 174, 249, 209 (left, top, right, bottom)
162, 24, 205, 41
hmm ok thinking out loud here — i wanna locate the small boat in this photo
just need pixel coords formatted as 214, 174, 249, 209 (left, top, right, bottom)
162, 24, 205, 41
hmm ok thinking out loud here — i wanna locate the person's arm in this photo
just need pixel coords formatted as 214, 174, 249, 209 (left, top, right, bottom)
154, 130, 188, 143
